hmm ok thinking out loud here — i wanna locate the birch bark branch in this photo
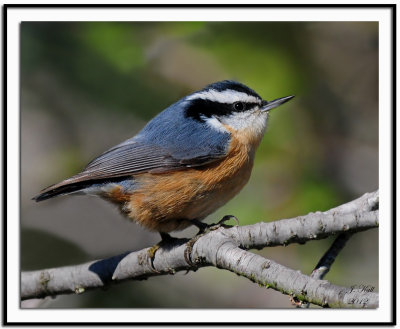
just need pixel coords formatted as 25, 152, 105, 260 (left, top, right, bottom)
21, 190, 379, 308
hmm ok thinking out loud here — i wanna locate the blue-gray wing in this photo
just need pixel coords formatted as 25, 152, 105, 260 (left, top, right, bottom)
33, 99, 232, 200
81, 139, 225, 179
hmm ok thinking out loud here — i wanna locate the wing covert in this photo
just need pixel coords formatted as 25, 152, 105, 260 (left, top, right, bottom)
57, 137, 228, 186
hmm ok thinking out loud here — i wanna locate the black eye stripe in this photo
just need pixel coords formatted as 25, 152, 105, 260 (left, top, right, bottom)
246, 103, 260, 110
185, 99, 260, 122
185, 99, 230, 121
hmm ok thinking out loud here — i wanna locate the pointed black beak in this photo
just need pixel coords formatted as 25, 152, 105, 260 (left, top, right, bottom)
261, 95, 295, 112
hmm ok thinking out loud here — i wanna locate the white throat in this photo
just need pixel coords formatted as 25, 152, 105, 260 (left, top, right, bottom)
204, 110, 269, 142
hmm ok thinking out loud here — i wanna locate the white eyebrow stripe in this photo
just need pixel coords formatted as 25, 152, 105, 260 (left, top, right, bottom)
186, 89, 261, 104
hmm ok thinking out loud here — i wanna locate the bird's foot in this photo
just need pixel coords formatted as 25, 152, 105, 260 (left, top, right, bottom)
216, 215, 240, 226
147, 232, 178, 267
184, 216, 239, 266
146, 244, 160, 261
191, 215, 239, 235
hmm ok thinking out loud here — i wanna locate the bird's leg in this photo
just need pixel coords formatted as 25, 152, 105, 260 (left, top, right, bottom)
160, 232, 174, 242
190, 219, 209, 234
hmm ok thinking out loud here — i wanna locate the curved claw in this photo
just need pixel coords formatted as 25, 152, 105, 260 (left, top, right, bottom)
146, 232, 178, 271
191, 215, 240, 235
217, 215, 239, 226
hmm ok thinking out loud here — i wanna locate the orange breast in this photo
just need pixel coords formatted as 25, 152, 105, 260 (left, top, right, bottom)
121, 130, 258, 233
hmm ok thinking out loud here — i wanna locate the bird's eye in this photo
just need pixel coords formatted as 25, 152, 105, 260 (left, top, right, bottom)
233, 102, 245, 111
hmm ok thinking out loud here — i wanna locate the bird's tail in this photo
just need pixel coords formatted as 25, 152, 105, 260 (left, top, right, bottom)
32, 175, 132, 202
32, 182, 91, 202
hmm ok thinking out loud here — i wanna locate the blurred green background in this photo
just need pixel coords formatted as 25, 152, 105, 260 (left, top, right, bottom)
21, 21, 378, 308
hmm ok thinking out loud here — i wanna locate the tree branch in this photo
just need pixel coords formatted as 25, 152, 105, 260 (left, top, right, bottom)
21, 191, 379, 308
296, 232, 354, 308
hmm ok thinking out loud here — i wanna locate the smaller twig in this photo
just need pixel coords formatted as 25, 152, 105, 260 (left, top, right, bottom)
311, 232, 353, 280
295, 232, 353, 308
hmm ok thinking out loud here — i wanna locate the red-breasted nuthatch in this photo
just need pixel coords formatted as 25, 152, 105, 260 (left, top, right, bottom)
33, 80, 294, 239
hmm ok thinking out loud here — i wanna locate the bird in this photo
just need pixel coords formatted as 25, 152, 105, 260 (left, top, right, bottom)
33, 80, 294, 241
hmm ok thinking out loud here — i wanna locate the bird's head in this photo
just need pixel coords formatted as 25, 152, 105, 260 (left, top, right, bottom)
184, 80, 294, 145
